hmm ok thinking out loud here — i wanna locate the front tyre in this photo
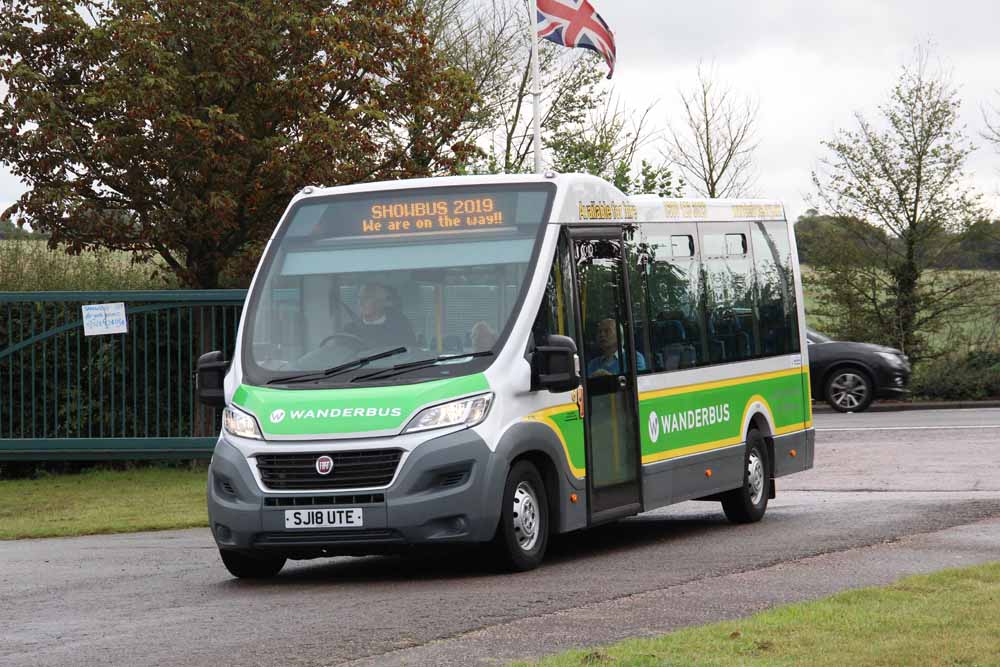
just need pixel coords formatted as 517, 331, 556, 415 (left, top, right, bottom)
219, 550, 286, 579
721, 428, 769, 524
492, 461, 549, 572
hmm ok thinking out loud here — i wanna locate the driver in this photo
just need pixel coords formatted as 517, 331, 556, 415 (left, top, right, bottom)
344, 283, 416, 350
587, 318, 646, 377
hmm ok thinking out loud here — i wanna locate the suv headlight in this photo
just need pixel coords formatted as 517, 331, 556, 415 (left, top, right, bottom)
403, 393, 493, 433
876, 351, 904, 367
223, 406, 263, 440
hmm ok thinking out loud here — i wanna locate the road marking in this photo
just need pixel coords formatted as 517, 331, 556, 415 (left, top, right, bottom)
817, 425, 1000, 432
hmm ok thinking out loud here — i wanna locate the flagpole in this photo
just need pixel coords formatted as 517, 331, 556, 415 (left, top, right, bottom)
528, 0, 543, 174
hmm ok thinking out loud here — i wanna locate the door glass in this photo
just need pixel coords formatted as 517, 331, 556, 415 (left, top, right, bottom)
574, 237, 640, 511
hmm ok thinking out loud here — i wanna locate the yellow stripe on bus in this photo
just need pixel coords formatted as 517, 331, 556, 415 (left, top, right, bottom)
522, 404, 586, 479
638, 367, 808, 401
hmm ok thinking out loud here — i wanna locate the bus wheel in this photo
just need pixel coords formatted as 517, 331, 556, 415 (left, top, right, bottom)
219, 550, 286, 579
492, 461, 549, 572
721, 428, 769, 524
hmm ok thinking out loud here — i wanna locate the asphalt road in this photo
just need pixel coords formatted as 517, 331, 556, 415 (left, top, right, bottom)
2, 408, 999, 667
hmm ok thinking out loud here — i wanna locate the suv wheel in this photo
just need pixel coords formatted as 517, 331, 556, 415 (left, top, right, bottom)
825, 368, 873, 412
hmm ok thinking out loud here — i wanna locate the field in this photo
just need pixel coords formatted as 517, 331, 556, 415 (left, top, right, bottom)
800, 265, 1000, 353
0, 466, 208, 539
513, 562, 1000, 667
0, 239, 172, 291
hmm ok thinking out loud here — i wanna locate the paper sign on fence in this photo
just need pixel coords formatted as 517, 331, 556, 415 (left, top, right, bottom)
82, 303, 128, 336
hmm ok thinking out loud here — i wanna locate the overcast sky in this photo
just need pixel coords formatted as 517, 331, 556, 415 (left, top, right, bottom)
1, 0, 998, 221
597, 0, 1000, 218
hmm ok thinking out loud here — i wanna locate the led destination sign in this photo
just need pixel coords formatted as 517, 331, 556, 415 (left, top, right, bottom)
285, 185, 554, 242
361, 196, 506, 236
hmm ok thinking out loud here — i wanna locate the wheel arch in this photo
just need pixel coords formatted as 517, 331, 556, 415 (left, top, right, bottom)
510, 450, 561, 538
822, 361, 875, 389
491, 420, 587, 535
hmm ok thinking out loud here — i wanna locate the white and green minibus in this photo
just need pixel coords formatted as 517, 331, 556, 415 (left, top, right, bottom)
198, 173, 814, 577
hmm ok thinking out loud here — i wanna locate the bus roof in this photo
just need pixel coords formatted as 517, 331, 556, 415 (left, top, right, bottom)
292, 173, 786, 223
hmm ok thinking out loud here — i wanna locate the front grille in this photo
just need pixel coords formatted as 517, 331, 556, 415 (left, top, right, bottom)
255, 450, 403, 490
264, 494, 385, 507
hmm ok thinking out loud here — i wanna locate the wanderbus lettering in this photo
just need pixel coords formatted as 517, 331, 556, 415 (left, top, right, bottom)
658, 405, 731, 434
284, 407, 404, 420
201, 174, 814, 578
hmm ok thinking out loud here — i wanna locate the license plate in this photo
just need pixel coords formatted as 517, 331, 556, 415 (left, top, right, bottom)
284, 508, 364, 529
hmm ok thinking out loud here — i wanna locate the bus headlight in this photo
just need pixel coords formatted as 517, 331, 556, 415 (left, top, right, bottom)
223, 406, 263, 440
404, 393, 493, 433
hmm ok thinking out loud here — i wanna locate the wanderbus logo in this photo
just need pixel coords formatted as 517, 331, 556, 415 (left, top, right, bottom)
648, 412, 660, 443
268, 407, 404, 423
647, 405, 732, 443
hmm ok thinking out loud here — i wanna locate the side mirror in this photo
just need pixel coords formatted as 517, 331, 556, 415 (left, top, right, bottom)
532, 335, 580, 393
197, 351, 228, 409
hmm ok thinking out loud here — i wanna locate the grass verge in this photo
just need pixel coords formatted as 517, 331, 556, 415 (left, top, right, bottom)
512, 562, 1000, 667
0, 466, 208, 539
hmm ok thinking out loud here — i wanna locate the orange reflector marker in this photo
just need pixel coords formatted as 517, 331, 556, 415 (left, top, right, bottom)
705, 469, 712, 478
569, 493, 579, 504
790, 449, 798, 458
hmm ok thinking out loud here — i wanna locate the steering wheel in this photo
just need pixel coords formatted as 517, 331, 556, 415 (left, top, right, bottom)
319, 332, 367, 350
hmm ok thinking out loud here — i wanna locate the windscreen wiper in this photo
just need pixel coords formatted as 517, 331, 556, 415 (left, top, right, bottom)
350, 350, 494, 383
266, 347, 408, 385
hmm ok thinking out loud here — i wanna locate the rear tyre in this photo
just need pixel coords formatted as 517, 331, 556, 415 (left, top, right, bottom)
492, 461, 549, 572
825, 368, 874, 413
721, 428, 769, 524
219, 549, 286, 579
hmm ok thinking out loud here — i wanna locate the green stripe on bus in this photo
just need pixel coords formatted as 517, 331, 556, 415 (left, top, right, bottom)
232, 374, 490, 438
526, 368, 811, 476
639, 369, 810, 462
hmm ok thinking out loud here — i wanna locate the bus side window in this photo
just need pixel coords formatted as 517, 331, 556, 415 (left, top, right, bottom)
625, 235, 652, 375
640, 226, 704, 371
701, 230, 757, 363
751, 221, 800, 355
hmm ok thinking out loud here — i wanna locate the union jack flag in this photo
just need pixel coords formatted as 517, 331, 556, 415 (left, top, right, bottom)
536, 0, 617, 78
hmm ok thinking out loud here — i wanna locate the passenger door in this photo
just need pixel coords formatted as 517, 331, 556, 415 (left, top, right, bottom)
567, 228, 643, 521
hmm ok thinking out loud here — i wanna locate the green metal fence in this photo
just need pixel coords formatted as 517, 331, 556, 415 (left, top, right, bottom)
0, 290, 247, 461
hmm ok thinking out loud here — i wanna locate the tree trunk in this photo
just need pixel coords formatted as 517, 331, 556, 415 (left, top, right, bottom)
894, 230, 921, 356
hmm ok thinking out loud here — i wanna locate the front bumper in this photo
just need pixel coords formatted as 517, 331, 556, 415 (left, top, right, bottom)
207, 429, 498, 558
875, 363, 911, 400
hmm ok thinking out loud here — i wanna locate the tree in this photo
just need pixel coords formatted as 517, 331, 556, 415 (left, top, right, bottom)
548, 97, 681, 196
810, 49, 987, 358
0, 219, 42, 240
0, 0, 477, 288
667, 64, 758, 198
984, 91, 1000, 150
423, 0, 607, 174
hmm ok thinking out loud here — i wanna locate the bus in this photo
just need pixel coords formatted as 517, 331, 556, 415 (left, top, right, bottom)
198, 173, 814, 578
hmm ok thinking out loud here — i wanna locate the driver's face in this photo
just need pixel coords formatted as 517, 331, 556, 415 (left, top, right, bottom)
360, 287, 386, 322
597, 319, 617, 356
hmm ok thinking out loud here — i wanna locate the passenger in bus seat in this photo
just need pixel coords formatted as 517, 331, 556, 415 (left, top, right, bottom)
471, 321, 498, 352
